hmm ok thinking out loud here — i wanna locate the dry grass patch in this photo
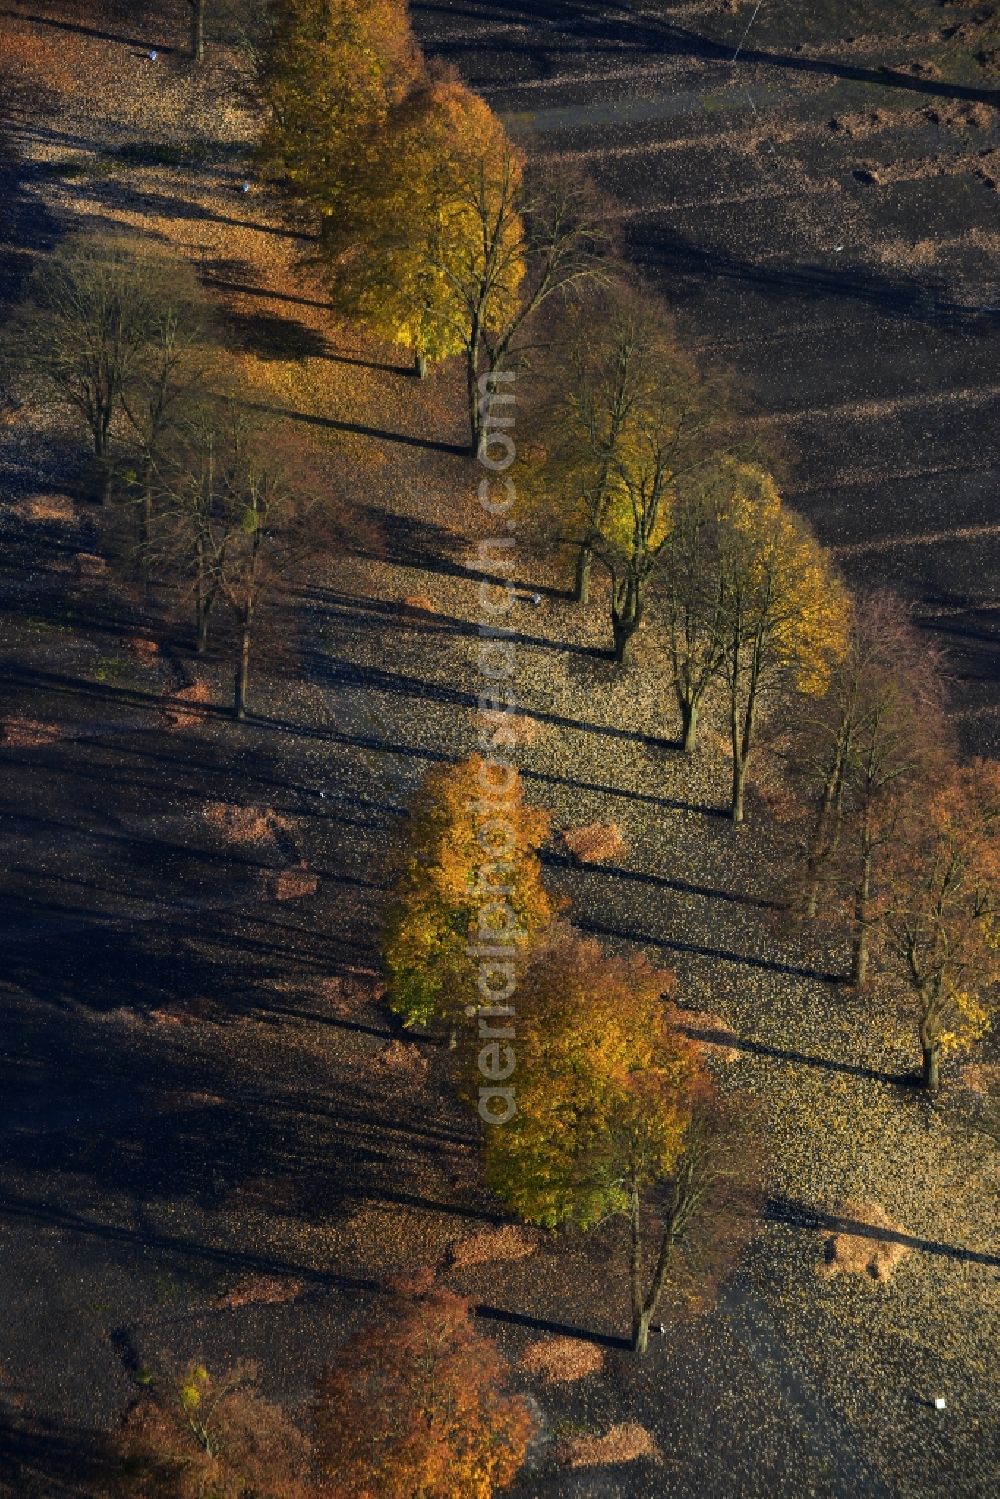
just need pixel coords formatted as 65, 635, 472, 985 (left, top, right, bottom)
218, 1275, 304, 1310
678, 1009, 741, 1063
164, 680, 212, 728
1, 717, 63, 747
267, 862, 319, 901
521, 1338, 605, 1384
400, 593, 436, 616
376, 1039, 429, 1083
508, 713, 542, 745
127, 635, 159, 664
563, 821, 626, 865
23, 494, 77, 524
818, 1200, 911, 1283
447, 1225, 539, 1270
203, 801, 286, 846
556, 1423, 660, 1470
73, 551, 107, 579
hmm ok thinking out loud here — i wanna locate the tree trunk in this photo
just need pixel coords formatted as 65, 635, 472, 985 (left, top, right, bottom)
573, 544, 592, 605
680, 696, 699, 754
195, 541, 208, 653
805, 759, 844, 916
467, 335, 482, 456
94, 424, 112, 504
921, 1041, 940, 1093
731, 754, 748, 825
414, 350, 428, 380
234, 612, 251, 720
629, 1188, 647, 1352
190, 0, 205, 62
851, 847, 872, 986
729, 644, 758, 824
611, 581, 642, 664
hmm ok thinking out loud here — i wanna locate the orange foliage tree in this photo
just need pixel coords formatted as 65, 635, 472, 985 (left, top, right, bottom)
111, 1361, 311, 1498
483, 927, 754, 1352
877, 760, 1000, 1091
383, 755, 553, 1034
314, 1281, 533, 1497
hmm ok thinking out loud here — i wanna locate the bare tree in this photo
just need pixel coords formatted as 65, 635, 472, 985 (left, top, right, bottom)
796, 592, 950, 983
528, 285, 673, 605
627, 1084, 763, 1352
591, 354, 730, 665
10, 235, 167, 501
157, 405, 335, 714
121, 260, 214, 573
657, 485, 728, 751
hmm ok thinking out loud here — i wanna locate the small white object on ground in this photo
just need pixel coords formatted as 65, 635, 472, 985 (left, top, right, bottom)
148, 50, 158, 61
933, 1397, 947, 1411
241, 181, 252, 194
529, 592, 542, 606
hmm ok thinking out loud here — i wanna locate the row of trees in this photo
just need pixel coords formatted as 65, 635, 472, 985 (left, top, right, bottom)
382, 756, 761, 1352
523, 286, 850, 820
110, 1281, 533, 1495
384, 735, 996, 1124
8, 233, 344, 719
790, 592, 1000, 1090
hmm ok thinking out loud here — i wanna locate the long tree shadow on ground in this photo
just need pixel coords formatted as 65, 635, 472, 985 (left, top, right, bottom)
767, 1196, 1000, 1268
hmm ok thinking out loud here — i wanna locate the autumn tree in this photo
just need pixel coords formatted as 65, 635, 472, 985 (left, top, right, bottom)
110, 1360, 311, 1498
485, 928, 757, 1351
795, 591, 950, 984
8, 234, 172, 501
314, 1278, 533, 1498
322, 76, 519, 381
256, 0, 418, 227
877, 760, 1000, 1092
524, 287, 674, 606
383, 755, 553, 1035
706, 462, 849, 822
